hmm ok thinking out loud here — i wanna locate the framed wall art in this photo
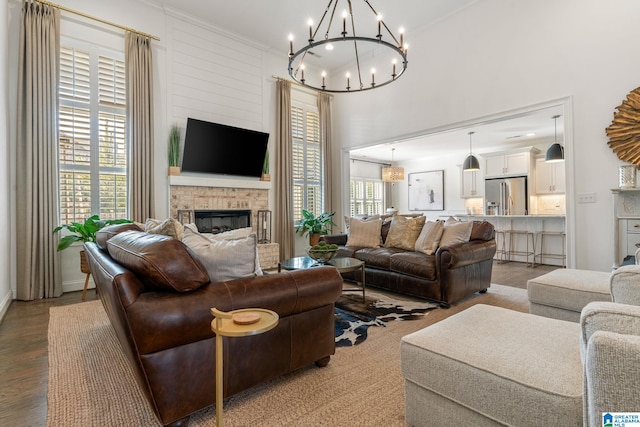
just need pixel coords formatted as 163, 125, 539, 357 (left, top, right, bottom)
408, 170, 444, 211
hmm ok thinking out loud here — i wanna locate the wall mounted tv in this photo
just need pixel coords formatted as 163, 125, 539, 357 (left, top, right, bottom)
181, 118, 269, 178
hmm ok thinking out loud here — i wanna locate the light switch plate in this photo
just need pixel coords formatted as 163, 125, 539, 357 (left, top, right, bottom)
577, 192, 596, 203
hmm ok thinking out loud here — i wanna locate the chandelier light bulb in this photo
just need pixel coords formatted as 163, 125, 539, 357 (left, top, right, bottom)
325, 43, 334, 50
399, 27, 404, 47
342, 10, 348, 35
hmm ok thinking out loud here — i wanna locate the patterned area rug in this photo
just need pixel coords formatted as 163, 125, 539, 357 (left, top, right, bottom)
335, 293, 439, 347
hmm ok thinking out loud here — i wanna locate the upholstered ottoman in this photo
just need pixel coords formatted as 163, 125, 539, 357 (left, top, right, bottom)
401, 304, 582, 427
527, 268, 611, 322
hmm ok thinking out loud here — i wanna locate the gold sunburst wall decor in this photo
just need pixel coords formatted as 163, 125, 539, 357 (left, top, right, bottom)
606, 86, 640, 167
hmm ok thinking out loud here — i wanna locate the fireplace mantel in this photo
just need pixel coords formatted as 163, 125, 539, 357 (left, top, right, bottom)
169, 174, 271, 190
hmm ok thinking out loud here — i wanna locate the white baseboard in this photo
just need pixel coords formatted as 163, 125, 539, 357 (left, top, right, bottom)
0, 288, 13, 325
62, 276, 95, 294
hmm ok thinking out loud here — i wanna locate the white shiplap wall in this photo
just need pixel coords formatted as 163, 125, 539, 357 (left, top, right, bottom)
169, 15, 265, 131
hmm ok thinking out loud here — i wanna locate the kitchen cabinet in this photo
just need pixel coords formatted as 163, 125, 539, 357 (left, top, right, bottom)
459, 166, 483, 198
484, 151, 531, 178
535, 157, 565, 194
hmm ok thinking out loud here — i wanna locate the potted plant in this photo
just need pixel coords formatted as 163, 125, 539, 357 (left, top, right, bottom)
168, 124, 181, 176
261, 147, 270, 181
295, 210, 336, 246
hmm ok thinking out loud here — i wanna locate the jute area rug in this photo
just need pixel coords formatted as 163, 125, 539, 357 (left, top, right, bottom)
47, 284, 529, 427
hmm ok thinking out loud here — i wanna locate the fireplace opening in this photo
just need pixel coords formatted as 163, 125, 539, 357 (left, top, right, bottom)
193, 209, 251, 234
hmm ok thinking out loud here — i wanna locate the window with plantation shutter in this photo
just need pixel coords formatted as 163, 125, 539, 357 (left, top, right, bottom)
349, 178, 383, 217
292, 102, 323, 222
58, 44, 127, 224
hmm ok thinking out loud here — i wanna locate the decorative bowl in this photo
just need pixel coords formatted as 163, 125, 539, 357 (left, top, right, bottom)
306, 247, 339, 264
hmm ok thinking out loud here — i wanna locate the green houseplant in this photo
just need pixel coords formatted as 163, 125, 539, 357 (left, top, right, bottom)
54, 215, 132, 300
168, 124, 181, 176
295, 210, 336, 246
261, 147, 270, 181
53, 215, 133, 252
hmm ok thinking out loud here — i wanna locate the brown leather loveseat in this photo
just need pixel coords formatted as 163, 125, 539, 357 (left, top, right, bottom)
84, 224, 343, 426
323, 220, 496, 307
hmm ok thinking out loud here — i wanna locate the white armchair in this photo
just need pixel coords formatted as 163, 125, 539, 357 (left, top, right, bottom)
610, 264, 640, 305
580, 301, 640, 427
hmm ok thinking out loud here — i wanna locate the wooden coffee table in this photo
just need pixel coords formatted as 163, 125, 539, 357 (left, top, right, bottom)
278, 256, 366, 301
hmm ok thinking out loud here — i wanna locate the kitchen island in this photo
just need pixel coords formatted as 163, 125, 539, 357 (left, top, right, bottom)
457, 214, 566, 267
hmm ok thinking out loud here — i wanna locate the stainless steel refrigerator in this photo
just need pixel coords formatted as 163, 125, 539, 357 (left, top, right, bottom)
484, 176, 528, 215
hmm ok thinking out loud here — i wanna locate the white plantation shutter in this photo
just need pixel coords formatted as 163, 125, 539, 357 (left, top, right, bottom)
59, 44, 127, 224
350, 178, 383, 217
292, 102, 323, 222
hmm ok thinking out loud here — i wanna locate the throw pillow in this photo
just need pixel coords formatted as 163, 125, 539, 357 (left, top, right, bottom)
182, 228, 259, 282
96, 223, 142, 250
384, 215, 427, 250
344, 214, 380, 232
346, 218, 383, 248
414, 220, 445, 255
145, 218, 184, 240
182, 227, 262, 276
439, 218, 473, 248
107, 230, 210, 293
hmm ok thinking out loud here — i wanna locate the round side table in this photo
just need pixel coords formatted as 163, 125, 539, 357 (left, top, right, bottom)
210, 307, 279, 427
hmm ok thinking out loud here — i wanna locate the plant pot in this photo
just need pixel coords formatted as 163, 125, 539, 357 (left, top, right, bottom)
261, 173, 271, 181
309, 233, 321, 246
79, 250, 91, 274
168, 166, 180, 176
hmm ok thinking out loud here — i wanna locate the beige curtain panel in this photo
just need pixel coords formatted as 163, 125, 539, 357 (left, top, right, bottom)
126, 32, 155, 223
274, 80, 294, 260
318, 92, 333, 218
16, 0, 62, 300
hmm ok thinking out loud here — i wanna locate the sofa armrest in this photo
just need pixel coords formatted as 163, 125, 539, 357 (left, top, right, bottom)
437, 239, 497, 269
321, 233, 348, 246
584, 331, 640, 427
580, 301, 640, 361
610, 264, 640, 305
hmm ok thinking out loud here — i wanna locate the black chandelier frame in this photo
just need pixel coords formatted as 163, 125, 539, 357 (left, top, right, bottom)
288, 0, 408, 93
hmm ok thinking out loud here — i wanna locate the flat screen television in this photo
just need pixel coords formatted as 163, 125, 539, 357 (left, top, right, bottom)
181, 118, 269, 178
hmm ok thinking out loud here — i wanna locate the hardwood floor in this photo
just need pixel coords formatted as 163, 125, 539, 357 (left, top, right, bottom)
491, 260, 560, 289
0, 291, 98, 427
0, 262, 559, 426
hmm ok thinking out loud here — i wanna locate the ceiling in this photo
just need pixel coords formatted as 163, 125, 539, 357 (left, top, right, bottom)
350, 104, 566, 163
146, 0, 478, 62
143, 0, 565, 162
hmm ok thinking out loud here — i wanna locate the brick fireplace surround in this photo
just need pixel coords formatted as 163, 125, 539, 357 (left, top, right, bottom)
169, 178, 279, 269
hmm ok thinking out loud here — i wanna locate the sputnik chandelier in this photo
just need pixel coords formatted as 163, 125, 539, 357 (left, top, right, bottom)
288, 0, 408, 93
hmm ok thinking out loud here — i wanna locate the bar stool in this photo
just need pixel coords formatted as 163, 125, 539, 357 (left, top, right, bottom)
507, 229, 536, 267
494, 220, 509, 264
535, 231, 566, 268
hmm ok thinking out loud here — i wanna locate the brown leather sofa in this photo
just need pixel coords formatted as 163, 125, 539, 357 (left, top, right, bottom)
84, 224, 343, 426
323, 220, 496, 307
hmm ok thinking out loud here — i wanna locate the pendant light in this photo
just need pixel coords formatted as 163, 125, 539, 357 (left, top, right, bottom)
545, 115, 564, 163
382, 148, 404, 182
463, 131, 480, 171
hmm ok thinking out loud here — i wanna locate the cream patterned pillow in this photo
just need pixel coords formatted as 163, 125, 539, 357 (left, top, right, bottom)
439, 218, 473, 248
182, 228, 259, 282
346, 218, 383, 248
415, 220, 445, 255
384, 215, 426, 250
182, 227, 262, 276
145, 218, 184, 240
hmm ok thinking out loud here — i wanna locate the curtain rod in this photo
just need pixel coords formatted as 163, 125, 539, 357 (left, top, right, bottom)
271, 75, 333, 98
35, 0, 160, 41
